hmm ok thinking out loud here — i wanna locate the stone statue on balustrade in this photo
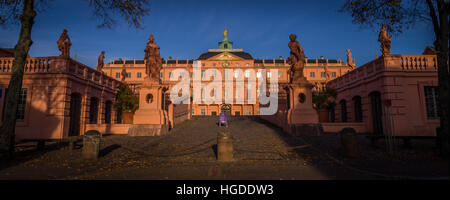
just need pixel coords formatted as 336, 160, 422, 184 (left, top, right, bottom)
346, 49, 356, 69
97, 51, 105, 71
378, 25, 391, 56
287, 34, 306, 83
57, 29, 72, 57
121, 65, 127, 82
144, 34, 162, 82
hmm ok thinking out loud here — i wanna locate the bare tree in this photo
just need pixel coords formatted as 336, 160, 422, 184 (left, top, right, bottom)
341, 0, 449, 156
0, 0, 151, 160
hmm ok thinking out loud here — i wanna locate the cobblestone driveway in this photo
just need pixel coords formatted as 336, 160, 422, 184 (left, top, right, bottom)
0, 117, 447, 180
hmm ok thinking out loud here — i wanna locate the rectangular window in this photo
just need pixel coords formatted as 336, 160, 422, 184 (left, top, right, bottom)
126, 73, 131, 78
137, 72, 142, 78
201, 70, 206, 79
278, 72, 283, 78
310, 72, 315, 78
201, 109, 206, 116
160, 72, 163, 78
201, 88, 206, 101
3, 88, 28, 122
115, 109, 122, 124
234, 71, 239, 78
169, 72, 173, 78
191, 109, 195, 115
256, 72, 261, 78
332, 72, 336, 77
424, 86, 439, 119
116, 72, 120, 78
321, 72, 326, 78
245, 70, 250, 78
267, 72, 272, 78
246, 108, 252, 115
16, 89, 27, 122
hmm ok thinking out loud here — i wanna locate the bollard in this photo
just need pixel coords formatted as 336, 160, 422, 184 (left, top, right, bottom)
217, 131, 233, 161
340, 127, 358, 157
82, 130, 102, 160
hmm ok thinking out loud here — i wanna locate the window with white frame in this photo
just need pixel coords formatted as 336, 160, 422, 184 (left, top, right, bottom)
245, 70, 250, 78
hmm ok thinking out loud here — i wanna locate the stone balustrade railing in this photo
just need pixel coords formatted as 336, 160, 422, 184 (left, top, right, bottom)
0, 56, 122, 90
399, 55, 437, 71
1, 57, 53, 73
328, 54, 438, 89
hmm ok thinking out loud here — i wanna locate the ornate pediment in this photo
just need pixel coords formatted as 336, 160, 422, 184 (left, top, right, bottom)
208, 52, 244, 61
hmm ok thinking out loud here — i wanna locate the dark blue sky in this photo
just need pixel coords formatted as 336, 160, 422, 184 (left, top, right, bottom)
0, 0, 434, 67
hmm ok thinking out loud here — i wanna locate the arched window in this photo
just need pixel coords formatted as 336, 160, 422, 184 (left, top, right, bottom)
329, 103, 336, 122
69, 93, 82, 136
370, 91, 383, 135
353, 96, 363, 122
104, 101, 112, 124
89, 97, 99, 124
340, 99, 347, 122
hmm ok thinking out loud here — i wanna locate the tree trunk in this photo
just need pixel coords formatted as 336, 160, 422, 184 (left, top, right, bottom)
0, 0, 36, 160
436, 0, 449, 157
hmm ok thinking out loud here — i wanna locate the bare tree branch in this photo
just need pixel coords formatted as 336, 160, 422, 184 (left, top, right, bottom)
0, 0, 23, 26
340, 0, 429, 34
426, 0, 441, 39
87, 0, 151, 29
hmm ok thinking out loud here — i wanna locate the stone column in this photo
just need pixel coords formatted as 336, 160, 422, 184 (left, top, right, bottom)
82, 130, 101, 160
217, 130, 233, 161
129, 77, 169, 136
286, 77, 322, 136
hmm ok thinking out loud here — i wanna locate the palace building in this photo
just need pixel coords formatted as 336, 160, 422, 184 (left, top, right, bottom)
0, 28, 440, 140
102, 30, 354, 116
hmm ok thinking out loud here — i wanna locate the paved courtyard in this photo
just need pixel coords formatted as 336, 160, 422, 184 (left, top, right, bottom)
0, 117, 448, 180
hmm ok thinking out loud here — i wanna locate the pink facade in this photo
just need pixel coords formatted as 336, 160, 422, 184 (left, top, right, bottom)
260, 52, 440, 136
0, 29, 440, 140
327, 53, 439, 136
0, 56, 122, 140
